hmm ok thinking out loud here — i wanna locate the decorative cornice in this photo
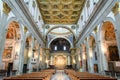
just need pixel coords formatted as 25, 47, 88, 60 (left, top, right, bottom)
3, 2, 11, 15
112, 2, 120, 15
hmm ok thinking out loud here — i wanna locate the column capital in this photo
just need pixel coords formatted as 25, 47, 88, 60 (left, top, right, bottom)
24, 27, 28, 33
3, 2, 11, 15
112, 2, 120, 15
94, 26, 98, 33
43, 48, 50, 55
70, 48, 76, 54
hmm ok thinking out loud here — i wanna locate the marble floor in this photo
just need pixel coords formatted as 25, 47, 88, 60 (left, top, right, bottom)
50, 70, 71, 80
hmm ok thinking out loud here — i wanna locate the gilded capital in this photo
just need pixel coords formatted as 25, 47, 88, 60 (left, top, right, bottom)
94, 26, 98, 33
24, 27, 28, 33
112, 2, 120, 15
3, 2, 11, 15
70, 48, 76, 54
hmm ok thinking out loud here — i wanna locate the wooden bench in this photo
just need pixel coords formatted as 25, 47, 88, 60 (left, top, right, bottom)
0, 69, 7, 76
65, 69, 117, 80
3, 69, 55, 80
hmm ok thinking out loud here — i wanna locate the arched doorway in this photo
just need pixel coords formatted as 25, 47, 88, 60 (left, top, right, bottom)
101, 21, 119, 71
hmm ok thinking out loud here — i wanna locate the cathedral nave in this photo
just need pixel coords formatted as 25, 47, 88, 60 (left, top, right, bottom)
0, 0, 120, 80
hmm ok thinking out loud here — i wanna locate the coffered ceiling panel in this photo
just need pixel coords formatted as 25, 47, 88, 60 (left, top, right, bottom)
37, 0, 85, 24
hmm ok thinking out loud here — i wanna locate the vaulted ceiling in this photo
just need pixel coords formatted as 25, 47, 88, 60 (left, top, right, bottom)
37, 0, 85, 24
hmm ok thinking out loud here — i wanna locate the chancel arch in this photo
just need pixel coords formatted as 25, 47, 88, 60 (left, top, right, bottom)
45, 26, 76, 39
49, 38, 71, 53
48, 36, 73, 48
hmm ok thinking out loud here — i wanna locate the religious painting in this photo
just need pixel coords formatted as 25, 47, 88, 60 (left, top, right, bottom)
2, 48, 12, 59
108, 46, 119, 61
104, 22, 116, 41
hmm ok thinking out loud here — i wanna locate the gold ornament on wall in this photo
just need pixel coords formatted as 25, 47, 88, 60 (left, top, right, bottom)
94, 26, 98, 33
24, 27, 28, 33
112, 2, 120, 15
3, 2, 11, 15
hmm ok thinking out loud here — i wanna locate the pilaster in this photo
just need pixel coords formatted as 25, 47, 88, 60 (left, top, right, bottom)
96, 32, 108, 74
86, 44, 94, 73
44, 48, 50, 68
0, 3, 10, 63
70, 48, 76, 69
28, 37, 35, 73
17, 34, 26, 75
79, 46, 85, 72
67, 56, 71, 65
112, 2, 120, 59
37, 46, 40, 71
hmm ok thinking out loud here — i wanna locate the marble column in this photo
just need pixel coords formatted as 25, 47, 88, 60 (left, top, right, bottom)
82, 51, 87, 72
28, 37, 35, 73
37, 46, 40, 71
70, 48, 76, 69
79, 46, 84, 72
50, 56, 53, 65
41, 49, 46, 70
76, 54, 80, 71
96, 32, 108, 74
112, 2, 120, 58
85, 40, 94, 73
0, 13, 8, 64
24, 46, 29, 65
0, 2, 11, 64
17, 34, 26, 75
45, 48, 50, 68
86, 44, 94, 73
67, 55, 70, 65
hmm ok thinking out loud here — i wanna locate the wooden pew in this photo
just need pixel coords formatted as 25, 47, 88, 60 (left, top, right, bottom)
65, 69, 117, 80
3, 69, 55, 80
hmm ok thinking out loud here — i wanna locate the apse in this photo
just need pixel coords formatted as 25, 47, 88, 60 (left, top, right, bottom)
50, 38, 70, 53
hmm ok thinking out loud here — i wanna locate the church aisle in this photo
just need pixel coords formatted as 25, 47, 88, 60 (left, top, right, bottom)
50, 70, 71, 80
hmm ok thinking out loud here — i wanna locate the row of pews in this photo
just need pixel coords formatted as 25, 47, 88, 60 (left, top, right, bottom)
65, 69, 117, 80
3, 69, 55, 80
